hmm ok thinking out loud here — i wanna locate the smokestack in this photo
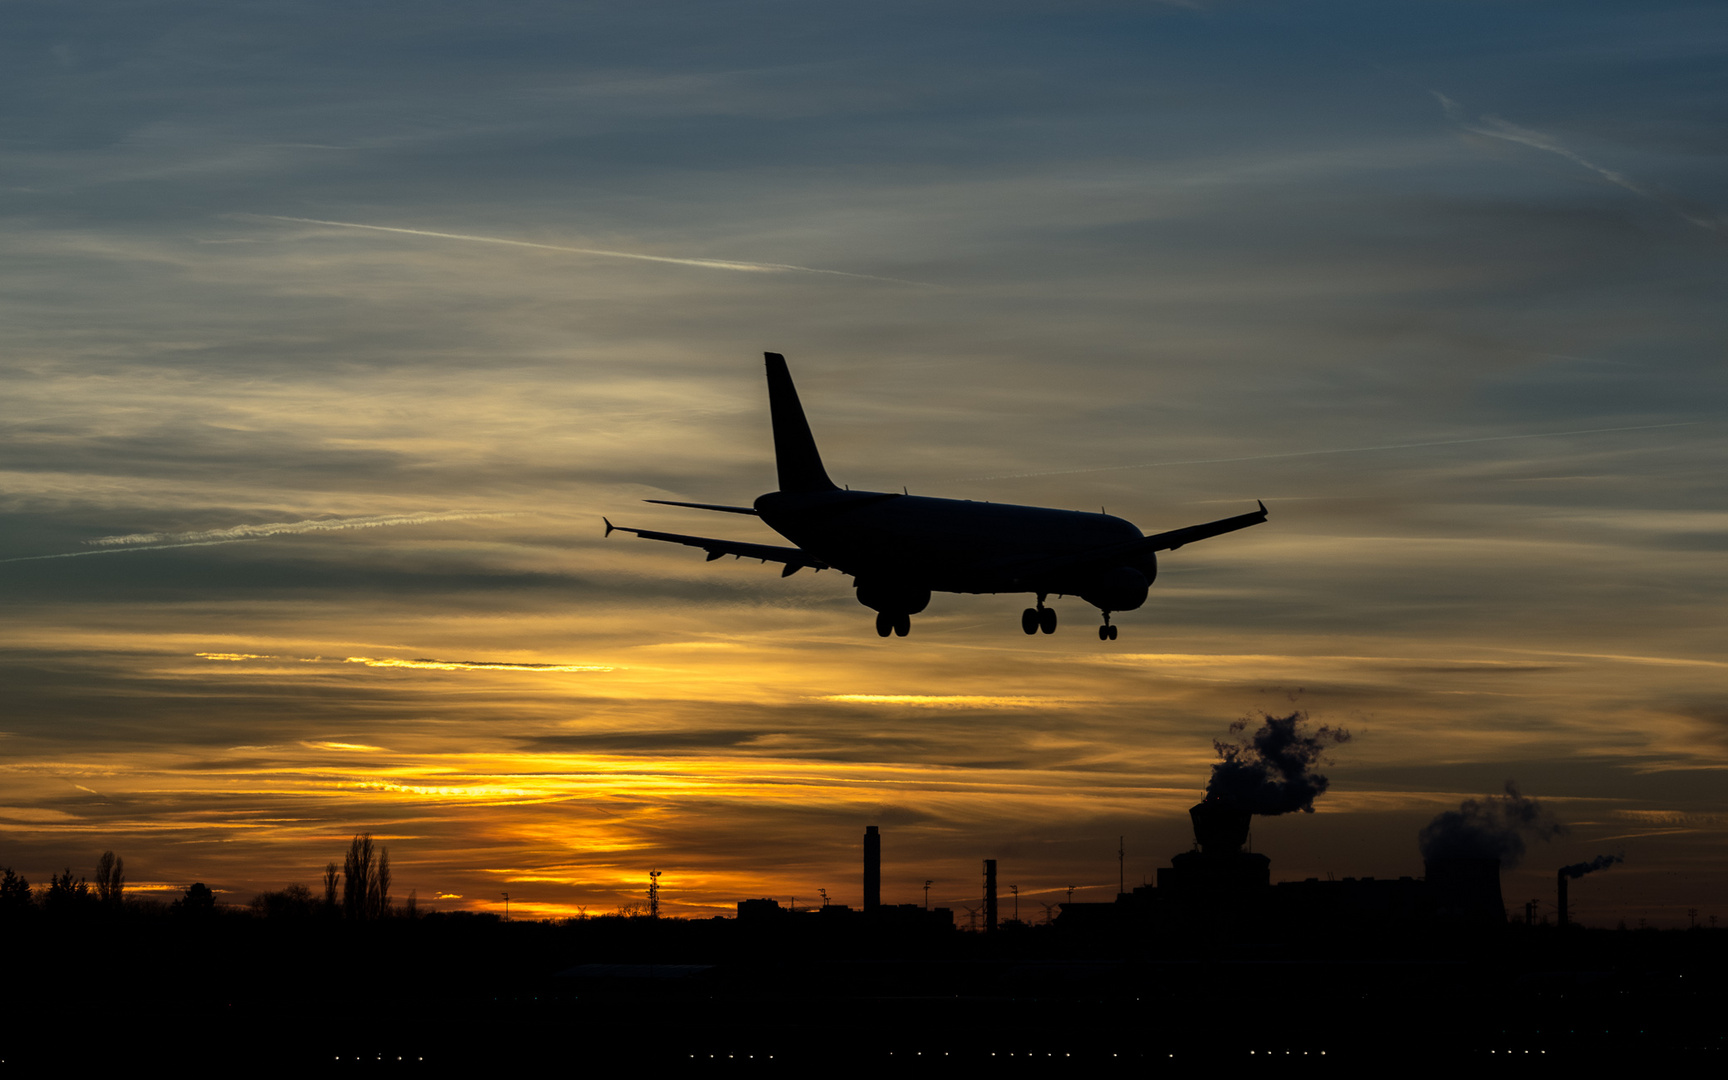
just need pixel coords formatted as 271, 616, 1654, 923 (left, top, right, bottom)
863, 825, 880, 912
1555, 854, 1620, 929
1190, 801, 1251, 854
984, 859, 998, 934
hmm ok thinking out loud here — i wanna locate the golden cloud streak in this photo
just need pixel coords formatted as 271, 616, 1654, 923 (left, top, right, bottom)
344, 656, 614, 673
1613, 809, 1728, 827
817, 694, 1070, 708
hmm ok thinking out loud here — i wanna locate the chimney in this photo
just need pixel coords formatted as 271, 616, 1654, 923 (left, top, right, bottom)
984, 859, 998, 934
1557, 869, 1569, 929
863, 825, 880, 912
1190, 800, 1251, 855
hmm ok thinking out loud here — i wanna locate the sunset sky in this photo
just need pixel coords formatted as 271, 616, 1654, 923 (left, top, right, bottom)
3, 1, 1724, 926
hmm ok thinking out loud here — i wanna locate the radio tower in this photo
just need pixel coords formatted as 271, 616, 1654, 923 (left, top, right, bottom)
648, 869, 662, 918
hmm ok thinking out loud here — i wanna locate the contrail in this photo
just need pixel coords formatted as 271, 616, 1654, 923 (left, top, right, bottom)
90, 511, 513, 546
957, 421, 1698, 482
246, 215, 923, 285
0, 539, 264, 563
0, 512, 513, 563
1435, 92, 1724, 235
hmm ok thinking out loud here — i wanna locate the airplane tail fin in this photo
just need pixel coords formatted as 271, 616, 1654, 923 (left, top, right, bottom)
764, 352, 839, 493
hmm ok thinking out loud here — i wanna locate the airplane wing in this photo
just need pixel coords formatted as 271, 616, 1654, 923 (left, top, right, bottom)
1140, 501, 1269, 552
997, 502, 1268, 581
604, 519, 830, 576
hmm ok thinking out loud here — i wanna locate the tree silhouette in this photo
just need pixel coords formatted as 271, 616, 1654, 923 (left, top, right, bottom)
374, 847, 391, 920
323, 862, 339, 912
341, 834, 392, 920
176, 882, 217, 917
0, 867, 30, 913
94, 850, 125, 909
250, 883, 316, 919
44, 868, 90, 915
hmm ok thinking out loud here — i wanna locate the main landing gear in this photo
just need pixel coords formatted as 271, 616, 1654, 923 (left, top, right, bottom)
1021, 600, 1057, 635
1097, 612, 1118, 641
875, 611, 911, 638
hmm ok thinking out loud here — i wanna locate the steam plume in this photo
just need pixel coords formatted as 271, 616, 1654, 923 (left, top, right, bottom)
1560, 853, 1622, 879
1418, 781, 1565, 869
1205, 711, 1351, 815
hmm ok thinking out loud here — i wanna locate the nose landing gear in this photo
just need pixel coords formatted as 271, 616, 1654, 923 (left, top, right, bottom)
1021, 597, 1057, 635
1097, 613, 1118, 641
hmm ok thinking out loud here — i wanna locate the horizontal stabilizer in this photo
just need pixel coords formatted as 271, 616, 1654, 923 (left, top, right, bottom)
644, 499, 760, 516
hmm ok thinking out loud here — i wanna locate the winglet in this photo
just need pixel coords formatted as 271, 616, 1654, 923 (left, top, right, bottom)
603, 517, 615, 537
1258, 500, 1267, 515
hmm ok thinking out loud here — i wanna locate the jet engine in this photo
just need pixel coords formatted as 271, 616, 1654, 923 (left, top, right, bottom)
855, 579, 932, 615
1078, 566, 1149, 612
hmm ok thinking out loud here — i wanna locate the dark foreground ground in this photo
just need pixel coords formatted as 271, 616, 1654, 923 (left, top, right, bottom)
4, 911, 1723, 1069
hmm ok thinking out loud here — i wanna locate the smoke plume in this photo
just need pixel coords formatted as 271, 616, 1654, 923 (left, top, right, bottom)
1418, 781, 1565, 869
1560, 853, 1622, 879
1204, 711, 1351, 815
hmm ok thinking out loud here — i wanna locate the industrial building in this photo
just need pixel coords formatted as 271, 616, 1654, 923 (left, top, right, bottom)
1059, 800, 1507, 936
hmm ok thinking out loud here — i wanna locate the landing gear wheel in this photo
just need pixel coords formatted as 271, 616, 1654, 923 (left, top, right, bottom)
1038, 608, 1057, 635
876, 612, 893, 638
1107, 624, 1118, 640
894, 613, 911, 637
1021, 608, 1039, 635
1098, 624, 1109, 641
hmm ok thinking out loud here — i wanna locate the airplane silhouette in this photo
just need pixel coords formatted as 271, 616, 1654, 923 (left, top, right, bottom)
606, 353, 1267, 639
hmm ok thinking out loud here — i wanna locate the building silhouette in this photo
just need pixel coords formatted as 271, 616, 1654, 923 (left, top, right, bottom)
863, 825, 880, 912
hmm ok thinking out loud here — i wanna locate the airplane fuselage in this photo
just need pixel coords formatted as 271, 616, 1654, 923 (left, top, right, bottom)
755, 488, 1154, 610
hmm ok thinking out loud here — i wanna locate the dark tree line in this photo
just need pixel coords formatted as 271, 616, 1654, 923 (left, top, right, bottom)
2, 835, 404, 922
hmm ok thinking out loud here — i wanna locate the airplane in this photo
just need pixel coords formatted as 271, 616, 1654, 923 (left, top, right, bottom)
605, 353, 1267, 640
